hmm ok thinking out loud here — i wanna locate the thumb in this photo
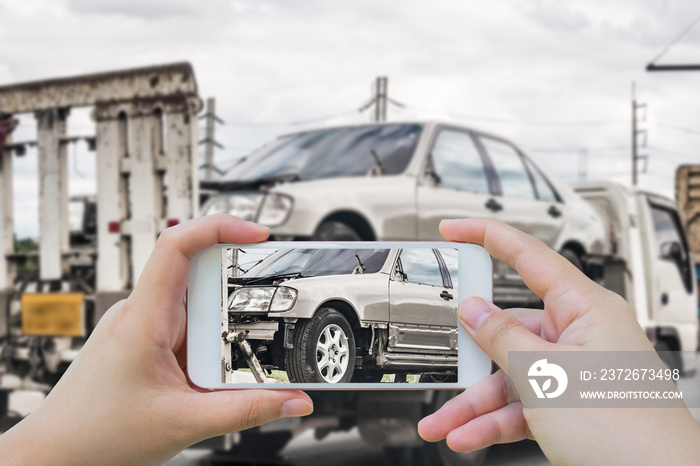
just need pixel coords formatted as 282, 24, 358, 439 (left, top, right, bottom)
182, 390, 313, 442
459, 297, 551, 373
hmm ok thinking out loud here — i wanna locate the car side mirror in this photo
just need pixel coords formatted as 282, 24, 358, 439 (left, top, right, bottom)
661, 241, 684, 266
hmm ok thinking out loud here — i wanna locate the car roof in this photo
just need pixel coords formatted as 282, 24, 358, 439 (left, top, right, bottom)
277, 120, 496, 139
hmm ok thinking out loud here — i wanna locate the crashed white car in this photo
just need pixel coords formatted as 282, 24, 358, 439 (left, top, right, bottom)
203, 121, 607, 305
226, 247, 460, 383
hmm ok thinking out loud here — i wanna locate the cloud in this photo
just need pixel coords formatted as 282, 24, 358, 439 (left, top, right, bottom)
2, 0, 700, 237
65, 0, 231, 19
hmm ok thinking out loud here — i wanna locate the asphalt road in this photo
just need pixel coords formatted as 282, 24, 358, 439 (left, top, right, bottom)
166, 429, 550, 466
167, 356, 700, 466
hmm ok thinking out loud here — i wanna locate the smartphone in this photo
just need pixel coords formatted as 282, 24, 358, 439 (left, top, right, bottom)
187, 242, 492, 389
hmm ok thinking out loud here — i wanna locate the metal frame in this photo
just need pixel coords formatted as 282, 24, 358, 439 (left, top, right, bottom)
0, 62, 201, 324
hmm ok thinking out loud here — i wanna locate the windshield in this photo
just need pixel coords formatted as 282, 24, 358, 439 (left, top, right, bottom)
221, 124, 422, 182
244, 248, 391, 278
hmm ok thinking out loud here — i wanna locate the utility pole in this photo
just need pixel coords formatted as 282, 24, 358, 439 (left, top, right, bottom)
231, 248, 239, 279
373, 77, 388, 123
578, 149, 587, 181
199, 97, 224, 181
631, 83, 647, 186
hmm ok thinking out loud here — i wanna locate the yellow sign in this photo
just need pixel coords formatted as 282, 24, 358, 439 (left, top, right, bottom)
21, 293, 84, 337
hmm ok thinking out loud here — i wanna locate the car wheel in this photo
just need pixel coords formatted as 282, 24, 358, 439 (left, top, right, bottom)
560, 248, 584, 272
654, 339, 682, 376
313, 221, 363, 241
224, 431, 292, 459
384, 439, 487, 466
286, 308, 356, 383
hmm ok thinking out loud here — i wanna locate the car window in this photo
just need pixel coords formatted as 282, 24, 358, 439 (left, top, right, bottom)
523, 157, 558, 202
480, 137, 535, 199
221, 124, 422, 182
437, 248, 458, 288
244, 248, 390, 278
430, 130, 489, 194
399, 249, 444, 287
649, 204, 692, 292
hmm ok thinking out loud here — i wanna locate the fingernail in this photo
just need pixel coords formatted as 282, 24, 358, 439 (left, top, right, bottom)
244, 221, 270, 233
439, 219, 459, 228
281, 398, 313, 418
459, 297, 495, 329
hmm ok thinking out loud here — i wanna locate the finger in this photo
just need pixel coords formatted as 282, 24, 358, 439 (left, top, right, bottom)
419, 370, 518, 442
440, 218, 594, 300
131, 214, 269, 313
460, 297, 556, 372
506, 308, 544, 336
182, 389, 313, 441
445, 402, 530, 452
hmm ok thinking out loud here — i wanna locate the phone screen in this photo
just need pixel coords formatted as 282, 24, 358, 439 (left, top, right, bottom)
221, 246, 461, 384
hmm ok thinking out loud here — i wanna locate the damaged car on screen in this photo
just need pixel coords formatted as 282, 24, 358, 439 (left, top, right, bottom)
226, 247, 460, 383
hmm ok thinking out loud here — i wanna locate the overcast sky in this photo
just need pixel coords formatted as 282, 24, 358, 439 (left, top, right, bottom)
3, 0, 700, 237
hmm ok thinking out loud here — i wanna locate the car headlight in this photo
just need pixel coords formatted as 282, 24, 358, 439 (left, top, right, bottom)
201, 193, 263, 221
258, 193, 294, 227
229, 286, 297, 313
270, 286, 297, 312
230, 287, 274, 314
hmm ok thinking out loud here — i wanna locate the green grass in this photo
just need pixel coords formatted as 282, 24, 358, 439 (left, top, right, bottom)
380, 374, 418, 383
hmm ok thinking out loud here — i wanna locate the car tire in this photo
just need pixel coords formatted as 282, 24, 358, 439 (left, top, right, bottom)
225, 431, 292, 459
654, 339, 682, 376
384, 429, 487, 466
313, 221, 363, 241
286, 308, 356, 383
560, 248, 584, 272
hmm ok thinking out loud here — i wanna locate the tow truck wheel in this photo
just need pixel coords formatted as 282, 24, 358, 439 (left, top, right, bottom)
560, 248, 584, 272
654, 339, 682, 376
384, 389, 488, 466
286, 308, 356, 383
225, 430, 292, 458
313, 221, 363, 241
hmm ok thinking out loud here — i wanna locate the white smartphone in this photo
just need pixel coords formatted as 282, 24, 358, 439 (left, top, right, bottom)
187, 242, 492, 390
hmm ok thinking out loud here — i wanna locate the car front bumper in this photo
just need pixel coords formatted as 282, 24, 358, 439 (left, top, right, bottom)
228, 321, 279, 340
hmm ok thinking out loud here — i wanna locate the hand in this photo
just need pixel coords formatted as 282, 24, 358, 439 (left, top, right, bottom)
0, 214, 313, 465
418, 218, 700, 464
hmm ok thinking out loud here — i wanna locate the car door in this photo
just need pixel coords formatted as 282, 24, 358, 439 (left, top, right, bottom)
416, 127, 496, 240
475, 135, 564, 292
475, 135, 563, 247
645, 200, 696, 351
388, 248, 457, 352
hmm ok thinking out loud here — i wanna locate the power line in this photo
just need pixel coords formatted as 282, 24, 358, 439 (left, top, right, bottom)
388, 100, 627, 126
648, 13, 700, 66
648, 145, 698, 160
654, 122, 700, 135
532, 146, 629, 153
227, 107, 368, 127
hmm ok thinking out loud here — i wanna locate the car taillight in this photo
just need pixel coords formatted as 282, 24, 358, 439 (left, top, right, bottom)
108, 221, 120, 233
